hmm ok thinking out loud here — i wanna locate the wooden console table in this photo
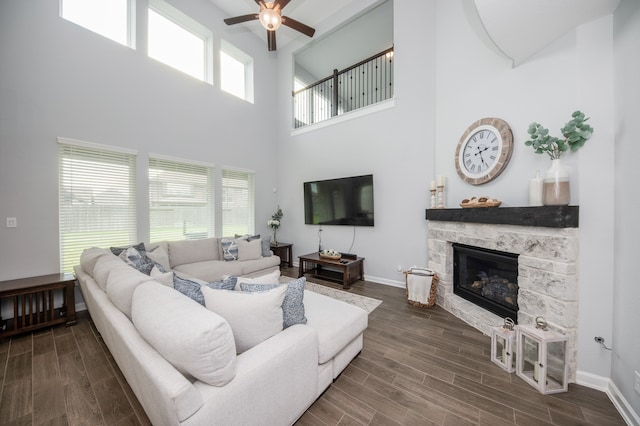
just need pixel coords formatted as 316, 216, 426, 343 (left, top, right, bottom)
298, 252, 365, 289
271, 242, 293, 267
0, 273, 76, 339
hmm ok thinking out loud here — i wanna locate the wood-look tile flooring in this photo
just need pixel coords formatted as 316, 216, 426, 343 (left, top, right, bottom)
0, 267, 626, 425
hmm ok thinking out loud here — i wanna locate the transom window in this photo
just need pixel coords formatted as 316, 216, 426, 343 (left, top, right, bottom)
220, 40, 254, 103
60, 0, 133, 47
148, 0, 212, 83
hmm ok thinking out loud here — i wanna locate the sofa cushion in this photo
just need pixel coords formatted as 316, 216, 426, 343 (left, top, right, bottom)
240, 255, 281, 276
131, 282, 237, 387
202, 285, 287, 354
168, 237, 219, 268
220, 238, 238, 261
240, 277, 307, 329
173, 274, 205, 305
92, 252, 129, 292
105, 260, 155, 319
303, 290, 368, 364
237, 238, 262, 261
174, 260, 244, 283
80, 247, 111, 276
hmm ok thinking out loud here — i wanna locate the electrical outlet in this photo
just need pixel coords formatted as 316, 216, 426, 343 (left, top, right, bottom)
634, 370, 640, 395
6, 217, 17, 228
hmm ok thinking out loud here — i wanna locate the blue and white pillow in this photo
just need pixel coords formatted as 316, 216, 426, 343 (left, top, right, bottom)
117, 246, 165, 275
207, 276, 237, 291
240, 277, 307, 328
173, 275, 205, 305
220, 238, 238, 261
110, 242, 146, 257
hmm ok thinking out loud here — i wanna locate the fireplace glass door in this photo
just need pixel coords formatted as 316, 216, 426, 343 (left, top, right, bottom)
453, 244, 518, 321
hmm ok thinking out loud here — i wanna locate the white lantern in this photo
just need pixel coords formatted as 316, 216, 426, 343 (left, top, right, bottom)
516, 317, 568, 394
491, 317, 516, 373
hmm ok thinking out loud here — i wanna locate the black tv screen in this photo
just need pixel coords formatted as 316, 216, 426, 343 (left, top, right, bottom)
304, 175, 374, 226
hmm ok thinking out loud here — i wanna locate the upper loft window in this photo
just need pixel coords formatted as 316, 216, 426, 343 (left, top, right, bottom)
220, 40, 254, 103
148, 0, 213, 83
293, 0, 393, 129
60, 0, 134, 47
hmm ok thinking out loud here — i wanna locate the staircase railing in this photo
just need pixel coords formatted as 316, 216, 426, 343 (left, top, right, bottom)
293, 47, 394, 129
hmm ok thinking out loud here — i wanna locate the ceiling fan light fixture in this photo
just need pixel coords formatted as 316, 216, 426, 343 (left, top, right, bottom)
259, 8, 282, 31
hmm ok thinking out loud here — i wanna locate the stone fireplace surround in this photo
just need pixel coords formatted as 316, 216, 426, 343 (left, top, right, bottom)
426, 206, 579, 381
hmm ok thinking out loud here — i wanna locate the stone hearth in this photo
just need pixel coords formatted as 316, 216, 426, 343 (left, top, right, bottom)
426, 207, 579, 381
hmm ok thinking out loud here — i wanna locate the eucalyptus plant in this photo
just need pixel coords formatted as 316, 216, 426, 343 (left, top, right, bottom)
524, 111, 594, 159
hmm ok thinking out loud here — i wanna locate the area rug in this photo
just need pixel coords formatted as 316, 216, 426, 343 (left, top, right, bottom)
280, 276, 382, 314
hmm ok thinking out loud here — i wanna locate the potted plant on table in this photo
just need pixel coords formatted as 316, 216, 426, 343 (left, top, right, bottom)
524, 111, 594, 205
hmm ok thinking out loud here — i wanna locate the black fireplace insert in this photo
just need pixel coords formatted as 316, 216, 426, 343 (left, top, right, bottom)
453, 243, 519, 322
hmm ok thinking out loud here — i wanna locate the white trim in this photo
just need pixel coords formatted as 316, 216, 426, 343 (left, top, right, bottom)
57, 137, 138, 155
148, 153, 216, 169
291, 98, 396, 136
576, 370, 610, 391
574, 371, 640, 425
221, 165, 256, 174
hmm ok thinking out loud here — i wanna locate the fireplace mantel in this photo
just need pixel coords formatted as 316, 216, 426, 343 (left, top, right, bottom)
426, 206, 579, 228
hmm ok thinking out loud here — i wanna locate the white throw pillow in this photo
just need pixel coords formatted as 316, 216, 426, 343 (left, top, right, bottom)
132, 282, 237, 386
235, 269, 281, 290
150, 266, 174, 287
145, 244, 171, 272
237, 238, 262, 261
202, 285, 286, 354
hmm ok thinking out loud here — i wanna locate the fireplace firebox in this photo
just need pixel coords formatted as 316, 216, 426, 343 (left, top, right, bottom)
453, 244, 518, 322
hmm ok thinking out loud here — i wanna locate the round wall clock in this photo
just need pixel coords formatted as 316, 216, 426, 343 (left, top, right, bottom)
455, 117, 514, 185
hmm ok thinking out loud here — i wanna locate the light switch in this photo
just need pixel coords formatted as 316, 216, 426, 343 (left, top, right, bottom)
6, 217, 17, 228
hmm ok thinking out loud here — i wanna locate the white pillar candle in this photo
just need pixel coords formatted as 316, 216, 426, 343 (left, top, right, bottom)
430, 180, 436, 190
438, 175, 444, 186
533, 361, 540, 382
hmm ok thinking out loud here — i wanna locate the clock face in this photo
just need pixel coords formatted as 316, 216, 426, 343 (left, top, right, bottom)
455, 118, 513, 185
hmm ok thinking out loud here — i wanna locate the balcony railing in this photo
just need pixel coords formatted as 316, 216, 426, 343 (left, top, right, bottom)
293, 47, 394, 129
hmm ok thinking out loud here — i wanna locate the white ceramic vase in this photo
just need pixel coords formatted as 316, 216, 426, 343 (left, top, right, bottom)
543, 159, 570, 206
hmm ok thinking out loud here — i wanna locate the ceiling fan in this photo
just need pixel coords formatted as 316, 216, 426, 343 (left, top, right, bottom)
224, 0, 316, 51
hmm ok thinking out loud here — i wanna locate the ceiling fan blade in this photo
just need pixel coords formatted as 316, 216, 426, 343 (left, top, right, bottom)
267, 30, 276, 51
274, 0, 291, 10
281, 16, 315, 37
254, 0, 267, 7
224, 14, 259, 25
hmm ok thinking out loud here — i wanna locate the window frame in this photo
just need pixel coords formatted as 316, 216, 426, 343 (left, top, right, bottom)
221, 168, 256, 237
220, 39, 254, 103
147, 0, 214, 84
148, 154, 215, 243
58, 138, 138, 273
60, 0, 136, 48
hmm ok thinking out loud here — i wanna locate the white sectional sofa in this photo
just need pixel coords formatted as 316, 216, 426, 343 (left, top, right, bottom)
74, 237, 368, 426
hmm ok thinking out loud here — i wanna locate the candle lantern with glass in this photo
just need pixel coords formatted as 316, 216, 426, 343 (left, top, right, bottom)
516, 317, 568, 394
491, 317, 517, 373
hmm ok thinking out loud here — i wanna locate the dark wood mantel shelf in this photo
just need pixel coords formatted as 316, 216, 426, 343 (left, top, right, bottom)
425, 206, 579, 228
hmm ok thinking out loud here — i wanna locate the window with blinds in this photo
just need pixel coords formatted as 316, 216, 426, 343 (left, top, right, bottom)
149, 156, 214, 242
221, 169, 255, 237
58, 140, 137, 273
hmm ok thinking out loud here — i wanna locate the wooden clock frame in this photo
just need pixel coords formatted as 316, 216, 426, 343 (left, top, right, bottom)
455, 117, 514, 185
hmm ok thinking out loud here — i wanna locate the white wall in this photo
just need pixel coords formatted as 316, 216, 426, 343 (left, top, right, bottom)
613, 0, 640, 418
274, 0, 437, 286
0, 0, 278, 280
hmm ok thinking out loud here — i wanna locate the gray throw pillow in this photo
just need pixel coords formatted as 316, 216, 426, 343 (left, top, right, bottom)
240, 277, 307, 328
207, 276, 237, 290
261, 235, 272, 257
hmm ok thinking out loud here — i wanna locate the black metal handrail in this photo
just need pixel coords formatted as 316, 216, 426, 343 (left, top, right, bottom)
293, 47, 394, 128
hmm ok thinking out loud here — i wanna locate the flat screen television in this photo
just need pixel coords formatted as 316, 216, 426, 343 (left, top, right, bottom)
304, 174, 374, 226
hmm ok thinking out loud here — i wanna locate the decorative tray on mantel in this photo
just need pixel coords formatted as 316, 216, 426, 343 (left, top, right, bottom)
460, 197, 502, 208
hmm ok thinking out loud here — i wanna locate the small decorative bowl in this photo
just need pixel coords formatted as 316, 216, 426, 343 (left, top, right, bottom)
319, 250, 341, 260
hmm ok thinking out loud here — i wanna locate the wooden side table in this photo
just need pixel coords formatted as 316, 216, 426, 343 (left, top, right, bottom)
0, 273, 77, 339
270, 242, 293, 267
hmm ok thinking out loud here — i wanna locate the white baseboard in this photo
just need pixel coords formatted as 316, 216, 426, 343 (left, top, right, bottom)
577, 370, 640, 425
75, 302, 87, 312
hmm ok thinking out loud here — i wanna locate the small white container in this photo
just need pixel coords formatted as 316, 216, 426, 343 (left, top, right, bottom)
529, 170, 543, 206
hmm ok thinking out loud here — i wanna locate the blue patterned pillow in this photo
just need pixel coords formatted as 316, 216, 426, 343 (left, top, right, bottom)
110, 242, 146, 256
235, 234, 261, 242
117, 246, 165, 275
220, 238, 238, 261
240, 277, 307, 328
206, 276, 237, 290
173, 275, 205, 305
261, 235, 272, 257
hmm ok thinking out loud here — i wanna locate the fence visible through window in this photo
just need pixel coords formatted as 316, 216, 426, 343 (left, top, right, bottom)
293, 47, 394, 129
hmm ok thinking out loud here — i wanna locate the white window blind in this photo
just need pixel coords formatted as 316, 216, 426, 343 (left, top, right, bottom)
149, 157, 214, 242
58, 141, 137, 273
221, 169, 255, 237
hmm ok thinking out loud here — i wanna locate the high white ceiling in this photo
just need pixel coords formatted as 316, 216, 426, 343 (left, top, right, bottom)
209, 0, 349, 49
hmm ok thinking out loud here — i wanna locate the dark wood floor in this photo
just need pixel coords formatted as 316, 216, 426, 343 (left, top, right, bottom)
0, 267, 625, 425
